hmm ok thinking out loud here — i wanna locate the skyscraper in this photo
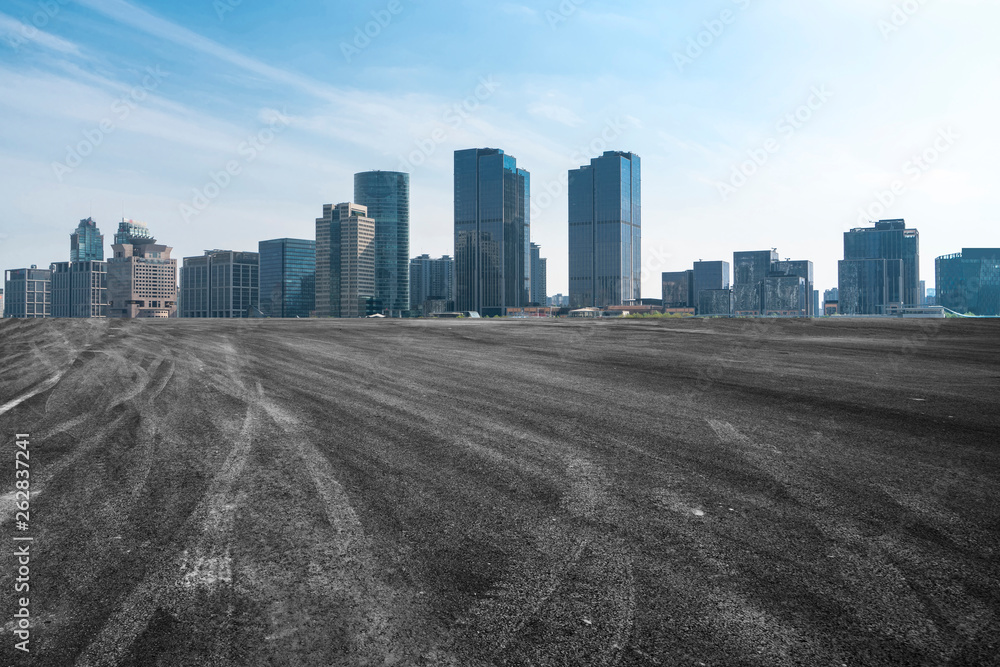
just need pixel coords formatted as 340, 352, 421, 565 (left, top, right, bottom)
259, 238, 316, 318
354, 171, 410, 315
839, 219, 919, 315
936, 248, 1000, 316
316, 203, 375, 318
179, 250, 260, 318
107, 222, 177, 318
568, 151, 641, 309
454, 148, 530, 317
70, 217, 104, 262
530, 242, 547, 306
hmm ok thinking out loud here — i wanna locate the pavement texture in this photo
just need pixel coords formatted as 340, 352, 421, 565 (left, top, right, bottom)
0, 317, 998, 667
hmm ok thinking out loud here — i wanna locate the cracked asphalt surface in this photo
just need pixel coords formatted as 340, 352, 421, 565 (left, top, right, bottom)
0, 317, 998, 666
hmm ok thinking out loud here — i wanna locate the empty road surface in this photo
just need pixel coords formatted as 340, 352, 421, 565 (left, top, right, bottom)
0, 317, 998, 666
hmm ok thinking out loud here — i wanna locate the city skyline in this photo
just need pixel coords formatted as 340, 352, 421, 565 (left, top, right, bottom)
2, 2, 998, 298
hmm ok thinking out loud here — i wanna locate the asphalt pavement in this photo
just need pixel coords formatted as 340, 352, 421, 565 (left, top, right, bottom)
0, 317, 998, 666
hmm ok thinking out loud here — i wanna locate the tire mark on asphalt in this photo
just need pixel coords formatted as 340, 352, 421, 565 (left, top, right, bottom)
466, 451, 637, 666
179, 384, 258, 588
246, 387, 465, 666
707, 419, 782, 455
0, 373, 63, 416
76, 386, 261, 667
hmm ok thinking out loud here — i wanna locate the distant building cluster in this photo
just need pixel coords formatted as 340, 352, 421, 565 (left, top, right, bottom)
659, 251, 813, 318
4, 156, 997, 319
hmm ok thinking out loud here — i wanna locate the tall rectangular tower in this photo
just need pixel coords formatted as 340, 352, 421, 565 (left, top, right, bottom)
454, 148, 530, 317
316, 203, 375, 318
530, 242, 547, 306
340, 208, 376, 318
568, 151, 641, 309
354, 171, 410, 315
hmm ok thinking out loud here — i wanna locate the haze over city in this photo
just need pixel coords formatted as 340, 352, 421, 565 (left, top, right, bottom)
2, 0, 999, 295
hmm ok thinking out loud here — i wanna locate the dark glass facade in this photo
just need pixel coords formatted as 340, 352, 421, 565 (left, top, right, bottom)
699, 289, 734, 317
354, 171, 410, 314
568, 151, 641, 309
935, 248, 1000, 316
409, 254, 455, 312
762, 275, 807, 316
454, 148, 530, 316
661, 270, 694, 308
733, 250, 778, 315
692, 261, 730, 314
840, 219, 919, 314
259, 238, 316, 318
530, 243, 547, 305
70, 218, 104, 262
838, 258, 903, 315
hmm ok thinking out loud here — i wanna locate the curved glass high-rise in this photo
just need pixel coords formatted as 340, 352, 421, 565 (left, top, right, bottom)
354, 171, 410, 314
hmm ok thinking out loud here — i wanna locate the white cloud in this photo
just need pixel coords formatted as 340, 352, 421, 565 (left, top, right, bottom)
528, 103, 585, 128
0, 12, 82, 56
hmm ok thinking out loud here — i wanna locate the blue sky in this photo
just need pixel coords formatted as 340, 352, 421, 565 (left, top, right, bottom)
1, 0, 998, 297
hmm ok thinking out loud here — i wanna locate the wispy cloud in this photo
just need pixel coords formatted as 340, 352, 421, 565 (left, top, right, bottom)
528, 103, 585, 128
0, 12, 82, 56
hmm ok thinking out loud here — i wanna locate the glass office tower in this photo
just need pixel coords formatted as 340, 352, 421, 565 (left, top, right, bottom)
70, 217, 104, 262
568, 151, 641, 309
661, 270, 694, 308
692, 260, 730, 314
454, 148, 530, 316
839, 219, 919, 314
354, 171, 410, 315
259, 239, 316, 318
936, 248, 1000, 316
